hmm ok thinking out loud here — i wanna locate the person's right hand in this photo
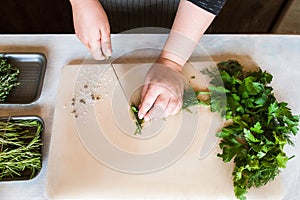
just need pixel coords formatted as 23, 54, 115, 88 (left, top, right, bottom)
138, 58, 185, 121
70, 0, 112, 60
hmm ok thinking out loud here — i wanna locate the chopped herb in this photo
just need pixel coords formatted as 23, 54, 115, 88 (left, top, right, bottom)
79, 99, 86, 104
131, 105, 144, 135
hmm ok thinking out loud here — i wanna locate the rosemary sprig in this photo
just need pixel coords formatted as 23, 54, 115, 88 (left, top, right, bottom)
0, 119, 43, 180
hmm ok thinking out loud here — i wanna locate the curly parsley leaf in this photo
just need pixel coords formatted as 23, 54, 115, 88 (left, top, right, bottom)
204, 60, 299, 200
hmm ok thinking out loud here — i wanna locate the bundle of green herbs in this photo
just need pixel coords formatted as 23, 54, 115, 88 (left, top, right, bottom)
0, 118, 43, 180
0, 57, 20, 101
203, 60, 299, 199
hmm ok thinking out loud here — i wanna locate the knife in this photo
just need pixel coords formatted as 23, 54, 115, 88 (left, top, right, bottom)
110, 63, 131, 104
109, 63, 145, 135
109, 62, 151, 108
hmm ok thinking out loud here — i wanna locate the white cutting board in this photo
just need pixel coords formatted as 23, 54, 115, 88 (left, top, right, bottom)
45, 62, 283, 199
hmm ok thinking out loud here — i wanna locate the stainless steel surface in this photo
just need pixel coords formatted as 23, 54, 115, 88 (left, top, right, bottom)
0, 53, 47, 104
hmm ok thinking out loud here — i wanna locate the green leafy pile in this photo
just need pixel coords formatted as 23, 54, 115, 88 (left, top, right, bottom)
203, 60, 299, 199
0, 57, 20, 101
0, 119, 43, 180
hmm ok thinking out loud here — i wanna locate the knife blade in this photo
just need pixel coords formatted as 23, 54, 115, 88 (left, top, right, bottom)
110, 62, 148, 108
110, 63, 131, 105
109, 63, 146, 135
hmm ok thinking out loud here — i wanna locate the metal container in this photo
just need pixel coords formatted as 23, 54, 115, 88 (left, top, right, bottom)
0, 53, 47, 104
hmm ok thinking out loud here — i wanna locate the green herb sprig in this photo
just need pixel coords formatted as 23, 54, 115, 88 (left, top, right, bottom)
204, 60, 299, 199
0, 57, 20, 101
131, 105, 144, 135
0, 119, 43, 180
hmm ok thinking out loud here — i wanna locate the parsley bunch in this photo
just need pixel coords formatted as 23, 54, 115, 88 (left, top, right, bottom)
0, 57, 20, 101
204, 60, 299, 199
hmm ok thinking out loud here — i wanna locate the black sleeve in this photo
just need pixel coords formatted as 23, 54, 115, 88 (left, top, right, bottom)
187, 0, 227, 15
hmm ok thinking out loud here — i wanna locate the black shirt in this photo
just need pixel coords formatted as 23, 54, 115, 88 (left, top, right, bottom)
187, 0, 226, 15
99, 0, 226, 33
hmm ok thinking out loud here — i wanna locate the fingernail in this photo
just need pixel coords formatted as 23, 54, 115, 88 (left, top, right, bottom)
138, 113, 144, 119
104, 48, 112, 57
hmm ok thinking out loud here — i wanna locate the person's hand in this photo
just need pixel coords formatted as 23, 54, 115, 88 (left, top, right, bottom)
138, 58, 185, 121
70, 0, 112, 60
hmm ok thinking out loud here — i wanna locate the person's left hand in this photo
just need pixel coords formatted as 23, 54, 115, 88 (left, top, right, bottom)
138, 58, 185, 121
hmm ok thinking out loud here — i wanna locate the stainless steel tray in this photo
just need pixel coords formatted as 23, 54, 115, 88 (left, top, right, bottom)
0, 53, 47, 104
0, 115, 44, 181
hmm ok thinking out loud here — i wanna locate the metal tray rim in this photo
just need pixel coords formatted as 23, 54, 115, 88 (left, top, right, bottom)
0, 52, 47, 105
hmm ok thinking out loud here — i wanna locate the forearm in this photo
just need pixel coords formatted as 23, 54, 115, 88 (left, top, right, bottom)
160, 0, 216, 67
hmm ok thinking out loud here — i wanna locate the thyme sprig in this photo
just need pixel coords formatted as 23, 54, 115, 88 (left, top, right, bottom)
0, 57, 20, 101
